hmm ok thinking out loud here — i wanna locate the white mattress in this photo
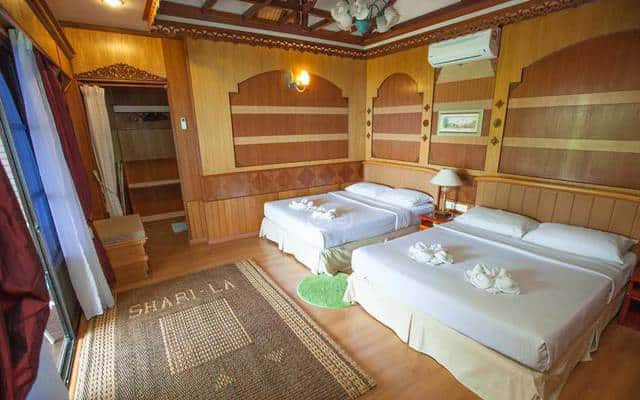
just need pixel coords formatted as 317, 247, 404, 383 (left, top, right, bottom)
263, 191, 432, 249
350, 222, 637, 372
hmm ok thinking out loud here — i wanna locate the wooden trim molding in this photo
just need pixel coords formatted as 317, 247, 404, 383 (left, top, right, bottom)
143, 0, 160, 28
24, 0, 75, 58
150, 0, 591, 59
508, 90, 640, 108
476, 175, 640, 202
433, 100, 493, 112
502, 137, 640, 153
363, 160, 438, 175
76, 63, 167, 84
366, 0, 593, 58
431, 136, 489, 145
230, 105, 349, 114
373, 133, 422, 142
150, 21, 367, 59
234, 134, 348, 145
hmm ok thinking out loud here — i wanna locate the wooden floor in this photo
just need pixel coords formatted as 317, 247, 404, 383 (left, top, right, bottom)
73, 219, 640, 399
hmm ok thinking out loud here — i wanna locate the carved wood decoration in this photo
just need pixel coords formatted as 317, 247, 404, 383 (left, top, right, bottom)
202, 161, 362, 201
499, 29, 640, 190
151, 0, 592, 59
429, 65, 495, 171
76, 63, 167, 84
372, 73, 423, 163
229, 70, 349, 167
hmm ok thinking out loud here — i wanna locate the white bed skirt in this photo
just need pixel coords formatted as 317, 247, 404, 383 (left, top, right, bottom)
344, 272, 625, 400
259, 217, 418, 275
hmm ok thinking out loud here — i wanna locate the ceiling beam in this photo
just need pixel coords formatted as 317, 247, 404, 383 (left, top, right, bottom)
308, 18, 332, 31
236, 0, 330, 19
364, 0, 510, 44
201, 0, 218, 10
159, 1, 362, 44
243, 0, 273, 19
277, 9, 291, 25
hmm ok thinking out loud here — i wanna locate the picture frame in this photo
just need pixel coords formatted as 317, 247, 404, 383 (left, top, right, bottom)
436, 109, 484, 136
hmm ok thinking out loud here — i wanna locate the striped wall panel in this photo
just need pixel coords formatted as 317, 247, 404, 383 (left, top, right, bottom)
372, 73, 423, 163
428, 75, 494, 170
229, 70, 349, 167
500, 29, 640, 190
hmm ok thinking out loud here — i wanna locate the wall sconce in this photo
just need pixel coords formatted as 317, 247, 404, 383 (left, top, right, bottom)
287, 70, 310, 93
103, 0, 125, 7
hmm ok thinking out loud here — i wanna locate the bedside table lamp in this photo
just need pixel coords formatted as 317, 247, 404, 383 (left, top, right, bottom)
430, 169, 462, 217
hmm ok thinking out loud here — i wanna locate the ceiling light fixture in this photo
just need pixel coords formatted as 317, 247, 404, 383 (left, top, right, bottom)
331, 0, 399, 35
103, 0, 125, 8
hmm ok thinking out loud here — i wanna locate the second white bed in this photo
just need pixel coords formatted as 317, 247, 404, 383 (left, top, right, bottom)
260, 190, 433, 274
348, 221, 636, 372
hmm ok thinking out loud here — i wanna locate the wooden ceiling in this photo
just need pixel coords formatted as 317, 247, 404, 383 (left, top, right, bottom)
155, 0, 521, 47
145, 0, 593, 59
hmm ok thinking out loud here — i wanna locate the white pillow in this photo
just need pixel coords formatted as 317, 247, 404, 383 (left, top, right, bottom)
456, 206, 539, 238
522, 223, 637, 264
378, 188, 434, 208
344, 182, 391, 198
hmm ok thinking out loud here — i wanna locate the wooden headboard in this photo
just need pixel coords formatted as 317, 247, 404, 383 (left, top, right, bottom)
363, 161, 440, 201
476, 177, 640, 240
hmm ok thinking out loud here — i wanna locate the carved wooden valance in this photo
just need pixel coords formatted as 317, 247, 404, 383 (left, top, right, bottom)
75, 63, 166, 85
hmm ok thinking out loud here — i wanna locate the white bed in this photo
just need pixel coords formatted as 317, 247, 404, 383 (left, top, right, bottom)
346, 221, 637, 399
260, 190, 434, 274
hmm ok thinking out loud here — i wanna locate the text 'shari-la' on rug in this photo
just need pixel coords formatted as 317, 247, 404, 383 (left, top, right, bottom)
74, 260, 375, 400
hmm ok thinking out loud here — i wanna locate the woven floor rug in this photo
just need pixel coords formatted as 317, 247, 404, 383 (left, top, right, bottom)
73, 260, 375, 400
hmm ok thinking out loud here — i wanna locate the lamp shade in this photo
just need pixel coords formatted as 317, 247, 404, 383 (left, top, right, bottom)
430, 169, 463, 187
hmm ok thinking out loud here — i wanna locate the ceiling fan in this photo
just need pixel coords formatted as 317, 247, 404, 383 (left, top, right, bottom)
330, 0, 400, 35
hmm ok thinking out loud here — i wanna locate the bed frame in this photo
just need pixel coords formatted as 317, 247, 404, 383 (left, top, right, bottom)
348, 175, 640, 400
475, 176, 640, 240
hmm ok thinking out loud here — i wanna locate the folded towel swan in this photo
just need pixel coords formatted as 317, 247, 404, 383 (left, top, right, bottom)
465, 264, 520, 295
289, 198, 315, 210
408, 242, 454, 265
311, 206, 337, 220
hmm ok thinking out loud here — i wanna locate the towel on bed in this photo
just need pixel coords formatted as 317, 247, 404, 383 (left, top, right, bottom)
465, 264, 520, 295
408, 242, 453, 265
289, 198, 315, 211
311, 206, 337, 220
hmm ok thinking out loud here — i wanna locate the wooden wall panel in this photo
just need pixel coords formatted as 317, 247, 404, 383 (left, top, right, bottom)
500, 147, 640, 190
64, 80, 107, 219
187, 39, 365, 175
162, 38, 205, 242
476, 178, 640, 239
64, 27, 165, 77
202, 161, 362, 201
429, 72, 494, 171
0, 0, 72, 76
371, 73, 423, 163
485, 0, 640, 174
363, 161, 439, 200
500, 29, 640, 190
366, 47, 433, 166
229, 70, 349, 167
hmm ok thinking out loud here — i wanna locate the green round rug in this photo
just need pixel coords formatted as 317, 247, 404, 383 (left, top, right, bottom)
296, 273, 351, 309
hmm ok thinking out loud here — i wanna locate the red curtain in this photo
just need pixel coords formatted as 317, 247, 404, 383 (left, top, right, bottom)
36, 53, 116, 286
0, 164, 50, 400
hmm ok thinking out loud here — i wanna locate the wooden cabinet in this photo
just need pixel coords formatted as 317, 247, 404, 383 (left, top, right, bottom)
94, 214, 149, 285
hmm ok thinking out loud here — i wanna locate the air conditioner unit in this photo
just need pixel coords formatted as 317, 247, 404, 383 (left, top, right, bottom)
428, 29, 499, 68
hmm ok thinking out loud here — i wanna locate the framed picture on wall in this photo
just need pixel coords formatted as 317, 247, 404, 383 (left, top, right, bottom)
437, 109, 484, 136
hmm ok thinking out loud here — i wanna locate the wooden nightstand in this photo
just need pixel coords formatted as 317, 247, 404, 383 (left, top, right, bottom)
419, 212, 456, 230
620, 267, 640, 330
